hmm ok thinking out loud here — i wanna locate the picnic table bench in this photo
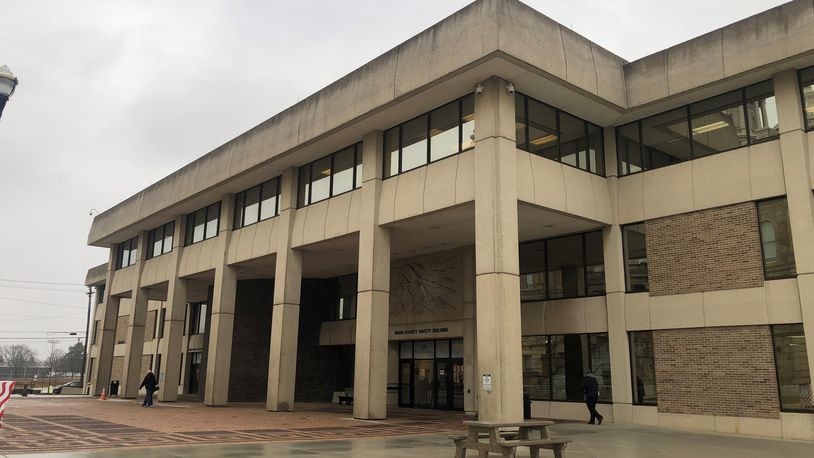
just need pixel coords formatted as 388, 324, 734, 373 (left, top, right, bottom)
449, 420, 571, 457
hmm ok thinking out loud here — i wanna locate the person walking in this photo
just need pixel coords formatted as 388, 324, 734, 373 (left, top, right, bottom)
581, 371, 603, 425
139, 370, 159, 407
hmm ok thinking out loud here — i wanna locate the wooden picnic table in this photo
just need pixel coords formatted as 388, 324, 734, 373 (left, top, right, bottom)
450, 420, 569, 457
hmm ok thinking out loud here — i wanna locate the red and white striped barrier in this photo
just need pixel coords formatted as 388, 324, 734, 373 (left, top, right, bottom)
0, 381, 16, 428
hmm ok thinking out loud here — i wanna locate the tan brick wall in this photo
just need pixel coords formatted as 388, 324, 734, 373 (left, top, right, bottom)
111, 356, 125, 382
140, 355, 153, 377
115, 316, 129, 344
653, 326, 779, 419
144, 310, 157, 341
645, 203, 764, 296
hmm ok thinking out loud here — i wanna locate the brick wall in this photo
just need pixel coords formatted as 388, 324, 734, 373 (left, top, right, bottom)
653, 326, 779, 418
144, 310, 157, 341
140, 355, 153, 377
228, 279, 274, 402
645, 203, 764, 296
111, 356, 124, 382
115, 316, 129, 344
295, 279, 342, 403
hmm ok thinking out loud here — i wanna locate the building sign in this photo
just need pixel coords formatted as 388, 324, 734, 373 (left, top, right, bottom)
482, 374, 492, 392
394, 327, 449, 336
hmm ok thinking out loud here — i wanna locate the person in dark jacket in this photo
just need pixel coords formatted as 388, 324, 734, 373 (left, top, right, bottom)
581, 371, 603, 425
139, 370, 158, 407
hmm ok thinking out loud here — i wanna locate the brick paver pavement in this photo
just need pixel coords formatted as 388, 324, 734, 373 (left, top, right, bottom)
0, 396, 469, 455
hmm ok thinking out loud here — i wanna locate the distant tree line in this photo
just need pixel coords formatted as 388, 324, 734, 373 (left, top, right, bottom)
0, 341, 84, 377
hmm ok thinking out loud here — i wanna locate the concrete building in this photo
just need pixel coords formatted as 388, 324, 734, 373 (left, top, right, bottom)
84, 0, 814, 440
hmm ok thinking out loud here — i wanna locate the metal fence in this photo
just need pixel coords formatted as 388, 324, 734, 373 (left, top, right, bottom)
0, 366, 52, 378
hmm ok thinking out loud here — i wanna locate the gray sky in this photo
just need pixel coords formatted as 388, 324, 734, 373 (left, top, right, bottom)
0, 0, 787, 359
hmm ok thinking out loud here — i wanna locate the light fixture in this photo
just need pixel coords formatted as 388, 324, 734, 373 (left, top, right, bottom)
530, 134, 558, 146
691, 120, 729, 135
506, 82, 515, 94
475, 83, 484, 95
0, 65, 19, 120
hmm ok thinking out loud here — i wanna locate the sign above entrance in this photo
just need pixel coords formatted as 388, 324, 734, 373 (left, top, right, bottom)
394, 327, 449, 336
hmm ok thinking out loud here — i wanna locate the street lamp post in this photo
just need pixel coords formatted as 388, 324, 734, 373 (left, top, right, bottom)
81, 287, 92, 386
0, 65, 19, 119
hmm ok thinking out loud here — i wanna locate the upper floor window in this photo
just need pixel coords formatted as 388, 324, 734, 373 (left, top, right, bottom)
334, 274, 357, 320
519, 230, 605, 302
384, 94, 475, 178
618, 80, 779, 176
116, 237, 138, 269
298, 143, 362, 207
186, 302, 208, 335
515, 93, 605, 176
185, 202, 220, 245
757, 197, 796, 279
146, 221, 174, 259
622, 223, 649, 293
800, 66, 814, 131
234, 177, 281, 229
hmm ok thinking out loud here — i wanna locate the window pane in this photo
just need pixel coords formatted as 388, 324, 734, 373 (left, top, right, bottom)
585, 231, 605, 295
435, 340, 450, 358
310, 156, 332, 203
522, 336, 550, 400
559, 112, 585, 169
527, 99, 558, 160
690, 90, 747, 156
623, 224, 649, 292
616, 123, 641, 175
163, 223, 173, 254
414, 341, 434, 359
400, 341, 413, 359
630, 331, 657, 405
119, 243, 129, 268
547, 235, 585, 299
758, 199, 796, 278
298, 166, 310, 207
152, 227, 163, 259
519, 240, 546, 301
193, 209, 206, 243
551, 334, 588, 401
641, 107, 691, 163
773, 324, 813, 411
234, 192, 245, 228
243, 186, 260, 226
589, 334, 612, 402
336, 274, 357, 320
587, 123, 604, 175
515, 95, 528, 150
205, 203, 220, 239
451, 339, 464, 358
401, 115, 428, 172
802, 67, 814, 130
354, 147, 363, 189
384, 127, 399, 178
332, 147, 355, 196
260, 180, 279, 220
430, 101, 460, 162
461, 94, 475, 151
745, 81, 779, 143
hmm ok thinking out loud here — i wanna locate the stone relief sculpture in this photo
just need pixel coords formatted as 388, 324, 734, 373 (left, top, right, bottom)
391, 253, 459, 317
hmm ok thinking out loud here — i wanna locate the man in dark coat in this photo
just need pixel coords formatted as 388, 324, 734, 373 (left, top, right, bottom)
139, 370, 158, 407
581, 371, 603, 425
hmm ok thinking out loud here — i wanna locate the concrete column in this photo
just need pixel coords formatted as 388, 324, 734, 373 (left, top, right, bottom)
119, 232, 149, 399
92, 247, 119, 396
204, 195, 237, 406
473, 77, 523, 422
157, 215, 188, 402
461, 246, 477, 414
773, 70, 814, 385
354, 130, 391, 419
602, 126, 634, 423
267, 168, 303, 412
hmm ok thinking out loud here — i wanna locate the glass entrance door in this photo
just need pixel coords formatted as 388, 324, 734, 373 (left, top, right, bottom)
413, 360, 435, 408
435, 359, 464, 410
398, 339, 465, 410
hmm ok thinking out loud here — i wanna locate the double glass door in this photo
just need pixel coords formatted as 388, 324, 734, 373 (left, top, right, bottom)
398, 339, 464, 410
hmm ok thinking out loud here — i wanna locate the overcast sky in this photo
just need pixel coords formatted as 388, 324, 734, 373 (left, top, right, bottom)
0, 0, 787, 360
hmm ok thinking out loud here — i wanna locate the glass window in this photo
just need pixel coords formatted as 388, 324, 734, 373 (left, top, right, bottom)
772, 324, 813, 411
527, 98, 558, 160
623, 223, 649, 292
162, 222, 174, 254
205, 203, 220, 239
235, 178, 280, 228
147, 222, 173, 259
354, 149, 363, 189
641, 107, 691, 164
559, 111, 585, 168
310, 156, 332, 204
516, 95, 528, 151
451, 339, 464, 358
547, 235, 585, 299
430, 101, 460, 162
461, 94, 475, 151
188, 302, 207, 335
800, 66, 814, 131
242, 185, 260, 226
630, 331, 657, 405
335, 274, 357, 320
413, 341, 434, 359
745, 80, 779, 143
589, 334, 612, 402
384, 127, 399, 178
585, 231, 606, 295
186, 203, 219, 245
298, 166, 311, 207
617, 122, 641, 175
758, 198, 796, 279
551, 334, 590, 401
332, 146, 355, 196
192, 209, 206, 243
587, 123, 604, 175
117, 237, 138, 269
401, 115, 428, 172
690, 90, 747, 156
519, 240, 546, 302
400, 341, 413, 359
522, 336, 550, 400
259, 179, 280, 221
435, 340, 450, 358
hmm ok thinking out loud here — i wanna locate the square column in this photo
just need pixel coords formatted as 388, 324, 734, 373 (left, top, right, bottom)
267, 168, 302, 412
157, 276, 188, 402
354, 130, 390, 420
120, 287, 149, 398
473, 77, 523, 422
93, 295, 120, 396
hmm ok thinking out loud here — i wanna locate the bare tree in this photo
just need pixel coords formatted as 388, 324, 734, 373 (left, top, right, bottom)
0, 344, 39, 376
45, 340, 65, 372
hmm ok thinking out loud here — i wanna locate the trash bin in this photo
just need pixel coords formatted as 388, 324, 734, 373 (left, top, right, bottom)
523, 393, 531, 419
110, 380, 120, 396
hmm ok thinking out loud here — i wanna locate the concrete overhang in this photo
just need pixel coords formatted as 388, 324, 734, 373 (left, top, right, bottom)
85, 263, 108, 287
87, 0, 814, 247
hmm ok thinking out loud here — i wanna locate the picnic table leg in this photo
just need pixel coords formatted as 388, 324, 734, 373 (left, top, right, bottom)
453, 439, 465, 458
500, 447, 514, 458
529, 447, 540, 458
554, 443, 567, 458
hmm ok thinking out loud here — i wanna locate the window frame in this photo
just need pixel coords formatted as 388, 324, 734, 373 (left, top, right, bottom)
629, 330, 658, 406
184, 202, 221, 246
146, 221, 175, 259
621, 222, 649, 293
799, 66, 814, 132
617, 79, 779, 177
770, 323, 813, 413
383, 94, 475, 179
519, 229, 606, 303
297, 143, 362, 208
233, 176, 281, 229
756, 196, 797, 281
515, 92, 606, 177
116, 237, 138, 269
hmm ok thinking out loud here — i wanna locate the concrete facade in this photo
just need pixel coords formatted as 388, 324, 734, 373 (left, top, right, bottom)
84, 0, 814, 441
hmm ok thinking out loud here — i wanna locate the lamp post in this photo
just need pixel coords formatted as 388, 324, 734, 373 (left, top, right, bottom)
0, 65, 19, 119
